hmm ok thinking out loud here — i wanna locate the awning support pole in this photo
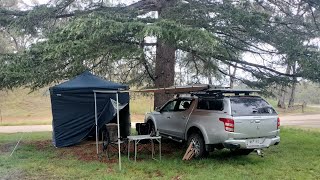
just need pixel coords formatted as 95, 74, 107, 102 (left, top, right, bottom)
94, 92, 99, 155
93, 90, 123, 170
116, 92, 122, 171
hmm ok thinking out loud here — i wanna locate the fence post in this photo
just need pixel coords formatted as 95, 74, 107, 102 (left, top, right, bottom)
302, 102, 306, 113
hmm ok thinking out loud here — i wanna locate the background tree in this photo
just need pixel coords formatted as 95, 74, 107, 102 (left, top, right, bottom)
1, 0, 320, 107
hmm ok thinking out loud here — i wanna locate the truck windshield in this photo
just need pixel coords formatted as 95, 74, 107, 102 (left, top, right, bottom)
231, 97, 277, 116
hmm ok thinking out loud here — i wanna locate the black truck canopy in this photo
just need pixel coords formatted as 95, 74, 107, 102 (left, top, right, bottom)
50, 71, 130, 147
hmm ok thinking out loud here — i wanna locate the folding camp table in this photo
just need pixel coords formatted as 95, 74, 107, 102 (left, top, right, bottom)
127, 135, 161, 162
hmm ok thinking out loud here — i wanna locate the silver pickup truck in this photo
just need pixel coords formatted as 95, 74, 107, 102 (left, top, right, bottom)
144, 90, 280, 158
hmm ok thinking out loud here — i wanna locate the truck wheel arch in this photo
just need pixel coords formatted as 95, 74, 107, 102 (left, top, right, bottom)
186, 126, 209, 144
146, 119, 157, 130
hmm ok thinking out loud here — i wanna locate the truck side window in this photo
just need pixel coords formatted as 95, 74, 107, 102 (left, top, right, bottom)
231, 97, 276, 116
178, 100, 192, 111
197, 99, 224, 111
161, 100, 177, 112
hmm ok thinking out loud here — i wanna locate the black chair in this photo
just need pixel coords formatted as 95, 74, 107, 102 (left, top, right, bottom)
102, 123, 127, 159
134, 123, 157, 154
136, 123, 151, 135
136, 123, 154, 144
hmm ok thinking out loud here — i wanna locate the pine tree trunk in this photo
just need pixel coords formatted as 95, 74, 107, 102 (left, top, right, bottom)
152, 4, 177, 109
208, 75, 212, 85
154, 40, 176, 109
229, 64, 237, 88
277, 62, 290, 109
288, 81, 296, 107
277, 87, 286, 109
288, 62, 297, 107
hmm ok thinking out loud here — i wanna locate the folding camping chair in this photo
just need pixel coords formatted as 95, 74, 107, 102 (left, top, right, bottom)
136, 123, 152, 135
133, 123, 158, 154
102, 123, 127, 159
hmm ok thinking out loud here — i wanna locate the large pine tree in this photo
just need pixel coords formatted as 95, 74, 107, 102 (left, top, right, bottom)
1, 0, 320, 107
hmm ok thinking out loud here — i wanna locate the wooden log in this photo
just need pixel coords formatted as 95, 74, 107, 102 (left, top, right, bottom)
183, 143, 195, 160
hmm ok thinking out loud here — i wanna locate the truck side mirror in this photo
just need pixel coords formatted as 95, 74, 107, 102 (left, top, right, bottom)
155, 107, 161, 112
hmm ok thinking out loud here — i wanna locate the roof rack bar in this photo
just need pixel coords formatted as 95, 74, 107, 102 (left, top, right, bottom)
135, 84, 260, 95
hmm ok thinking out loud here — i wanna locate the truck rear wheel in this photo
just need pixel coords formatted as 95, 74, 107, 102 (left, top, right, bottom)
187, 133, 207, 158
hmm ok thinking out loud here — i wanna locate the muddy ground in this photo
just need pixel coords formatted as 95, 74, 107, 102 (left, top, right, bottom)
31, 139, 184, 163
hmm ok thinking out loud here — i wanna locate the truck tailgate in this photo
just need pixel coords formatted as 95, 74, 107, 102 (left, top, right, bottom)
233, 115, 278, 139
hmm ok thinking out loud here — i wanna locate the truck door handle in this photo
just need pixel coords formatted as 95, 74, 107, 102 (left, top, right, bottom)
167, 116, 171, 119
255, 120, 260, 123
182, 115, 187, 119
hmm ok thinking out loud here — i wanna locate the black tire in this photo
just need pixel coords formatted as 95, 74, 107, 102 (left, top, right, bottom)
230, 149, 254, 155
147, 121, 155, 135
187, 133, 207, 158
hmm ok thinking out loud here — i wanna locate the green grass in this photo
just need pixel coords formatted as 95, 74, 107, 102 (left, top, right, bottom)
0, 88, 51, 117
0, 88, 52, 126
1, 128, 320, 179
264, 98, 320, 114
130, 92, 154, 115
1, 89, 320, 125
0, 119, 53, 126
0, 89, 153, 125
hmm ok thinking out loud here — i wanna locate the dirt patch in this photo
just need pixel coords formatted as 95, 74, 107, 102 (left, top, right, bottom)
172, 175, 183, 180
0, 143, 15, 154
154, 170, 164, 177
32, 140, 52, 150
0, 169, 27, 180
31, 140, 184, 163
146, 169, 164, 179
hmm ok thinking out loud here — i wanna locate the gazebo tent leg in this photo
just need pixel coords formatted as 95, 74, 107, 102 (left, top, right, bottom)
94, 92, 99, 155
116, 92, 121, 171
93, 90, 125, 171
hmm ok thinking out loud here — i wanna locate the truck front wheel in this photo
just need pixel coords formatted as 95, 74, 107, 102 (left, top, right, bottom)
147, 121, 155, 135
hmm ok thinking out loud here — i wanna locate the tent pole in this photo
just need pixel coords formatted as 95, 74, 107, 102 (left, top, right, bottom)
116, 92, 121, 171
94, 92, 99, 155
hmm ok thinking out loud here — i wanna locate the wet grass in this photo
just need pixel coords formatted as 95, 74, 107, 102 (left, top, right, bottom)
0, 128, 319, 179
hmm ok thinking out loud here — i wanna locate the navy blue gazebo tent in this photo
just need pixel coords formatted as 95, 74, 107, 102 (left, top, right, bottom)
49, 71, 130, 148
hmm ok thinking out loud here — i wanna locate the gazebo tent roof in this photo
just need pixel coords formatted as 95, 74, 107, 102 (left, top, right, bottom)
50, 71, 128, 92
49, 71, 130, 147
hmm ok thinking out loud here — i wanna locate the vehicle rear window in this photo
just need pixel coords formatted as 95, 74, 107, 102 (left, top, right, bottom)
231, 97, 277, 116
197, 99, 224, 111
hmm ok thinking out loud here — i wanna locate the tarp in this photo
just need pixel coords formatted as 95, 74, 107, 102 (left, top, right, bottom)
49, 71, 130, 147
